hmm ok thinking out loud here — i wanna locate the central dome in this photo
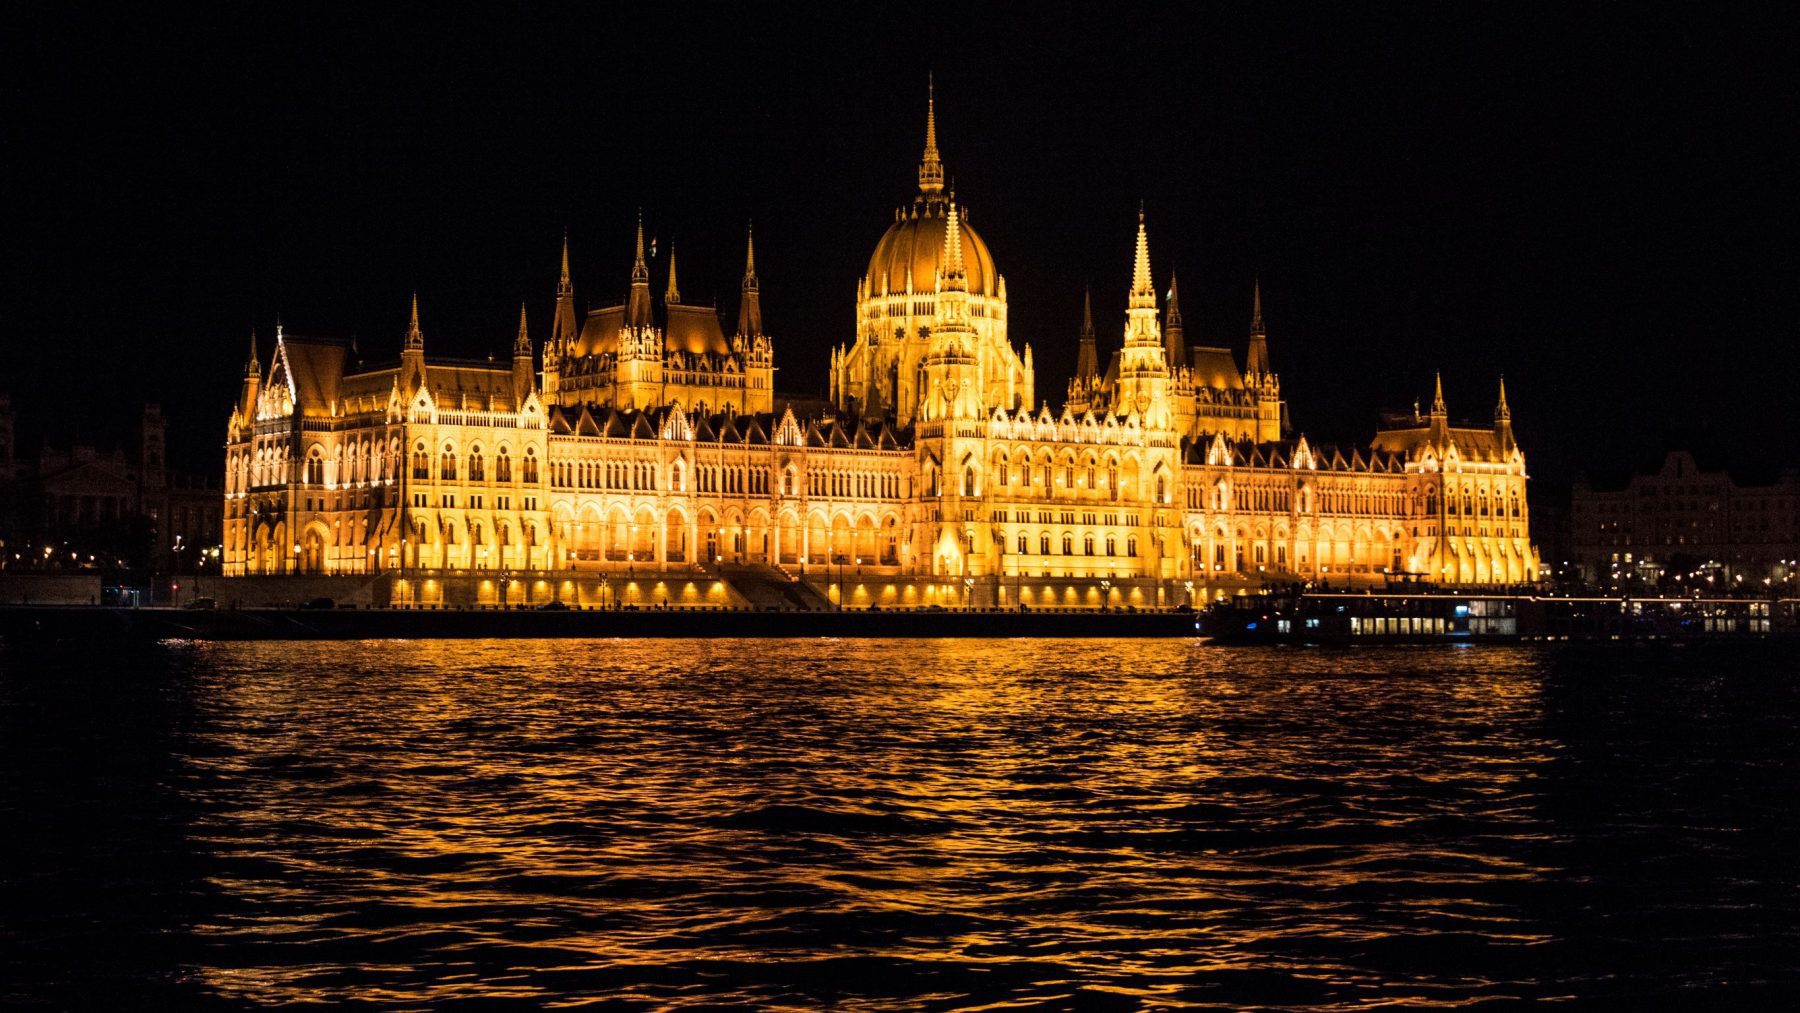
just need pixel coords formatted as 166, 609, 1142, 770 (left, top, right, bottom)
866, 202, 997, 299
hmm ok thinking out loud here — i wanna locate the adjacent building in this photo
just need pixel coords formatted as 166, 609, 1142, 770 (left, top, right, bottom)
1571, 449, 1799, 591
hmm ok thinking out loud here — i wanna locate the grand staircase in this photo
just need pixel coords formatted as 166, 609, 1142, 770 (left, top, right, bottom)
716, 563, 834, 611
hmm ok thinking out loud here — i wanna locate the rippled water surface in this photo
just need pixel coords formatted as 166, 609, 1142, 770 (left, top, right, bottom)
4, 638, 1799, 1009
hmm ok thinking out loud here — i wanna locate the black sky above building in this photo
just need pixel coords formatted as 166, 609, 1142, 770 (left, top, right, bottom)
5, 4, 1796, 487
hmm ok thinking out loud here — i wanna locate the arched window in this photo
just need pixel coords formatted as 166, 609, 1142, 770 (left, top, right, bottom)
468, 447, 485, 482
496, 451, 511, 483
1127, 536, 1138, 556
304, 451, 324, 486
1017, 533, 1028, 554
1155, 474, 1166, 503
1086, 464, 1096, 489
963, 466, 976, 497
1061, 534, 1073, 555
523, 448, 539, 484
1084, 535, 1095, 556
440, 445, 457, 481
1040, 534, 1051, 555
412, 443, 430, 480
1106, 536, 1116, 556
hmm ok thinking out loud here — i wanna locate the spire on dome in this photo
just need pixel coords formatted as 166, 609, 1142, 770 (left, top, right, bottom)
918, 74, 945, 196
665, 244, 680, 303
1251, 278, 1264, 335
1082, 287, 1094, 338
244, 328, 259, 376
560, 230, 571, 286
940, 201, 966, 290
744, 222, 756, 279
1431, 372, 1447, 416
1129, 208, 1155, 309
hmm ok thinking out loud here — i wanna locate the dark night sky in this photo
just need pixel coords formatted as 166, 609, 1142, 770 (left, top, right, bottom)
6, 4, 1797, 488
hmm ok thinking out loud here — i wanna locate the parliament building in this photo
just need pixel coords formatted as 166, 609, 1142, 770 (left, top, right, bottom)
222, 90, 1536, 608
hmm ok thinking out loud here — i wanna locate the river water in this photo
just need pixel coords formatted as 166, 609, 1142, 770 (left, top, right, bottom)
2, 638, 1797, 1009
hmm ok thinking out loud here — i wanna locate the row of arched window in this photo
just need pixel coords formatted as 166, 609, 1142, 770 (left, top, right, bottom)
410, 443, 538, 486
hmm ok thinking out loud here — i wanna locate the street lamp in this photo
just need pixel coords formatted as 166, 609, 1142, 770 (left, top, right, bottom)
1100, 578, 1112, 611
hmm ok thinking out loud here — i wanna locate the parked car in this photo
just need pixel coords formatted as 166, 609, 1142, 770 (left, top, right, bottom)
536, 600, 571, 611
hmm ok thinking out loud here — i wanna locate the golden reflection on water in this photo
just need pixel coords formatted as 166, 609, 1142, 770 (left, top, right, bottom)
181, 638, 1561, 1008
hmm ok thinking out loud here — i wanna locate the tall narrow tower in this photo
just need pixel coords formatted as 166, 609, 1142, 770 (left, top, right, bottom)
1109, 211, 1172, 429
512, 303, 534, 407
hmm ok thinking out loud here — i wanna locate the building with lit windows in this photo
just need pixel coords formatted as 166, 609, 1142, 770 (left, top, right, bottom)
221, 88, 1536, 607
1570, 449, 1799, 591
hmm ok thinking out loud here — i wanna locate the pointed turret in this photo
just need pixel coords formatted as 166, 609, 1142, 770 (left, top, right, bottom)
559, 230, 572, 294
1246, 279, 1272, 378
238, 328, 262, 419
401, 295, 427, 395
664, 244, 681, 304
512, 302, 534, 404
918, 74, 944, 196
405, 292, 423, 349
737, 224, 763, 337
1163, 272, 1186, 366
940, 201, 967, 291
547, 233, 577, 398
1129, 207, 1155, 311
1494, 375, 1514, 454
1075, 287, 1098, 380
626, 212, 653, 329
1431, 372, 1447, 417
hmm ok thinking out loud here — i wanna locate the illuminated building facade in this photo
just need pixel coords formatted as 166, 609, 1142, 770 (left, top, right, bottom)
222, 90, 1535, 604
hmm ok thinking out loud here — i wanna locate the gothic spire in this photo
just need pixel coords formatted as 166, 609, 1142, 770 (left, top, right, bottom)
1129, 207, 1155, 309
665, 244, 680, 303
631, 211, 648, 283
737, 224, 763, 337
244, 328, 259, 376
1431, 372, 1447, 416
550, 232, 578, 358
918, 74, 945, 196
940, 201, 967, 290
1495, 375, 1510, 421
1164, 272, 1186, 365
626, 213, 653, 328
1075, 287, 1099, 381
514, 302, 530, 355
1246, 280, 1272, 378
405, 292, 423, 349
